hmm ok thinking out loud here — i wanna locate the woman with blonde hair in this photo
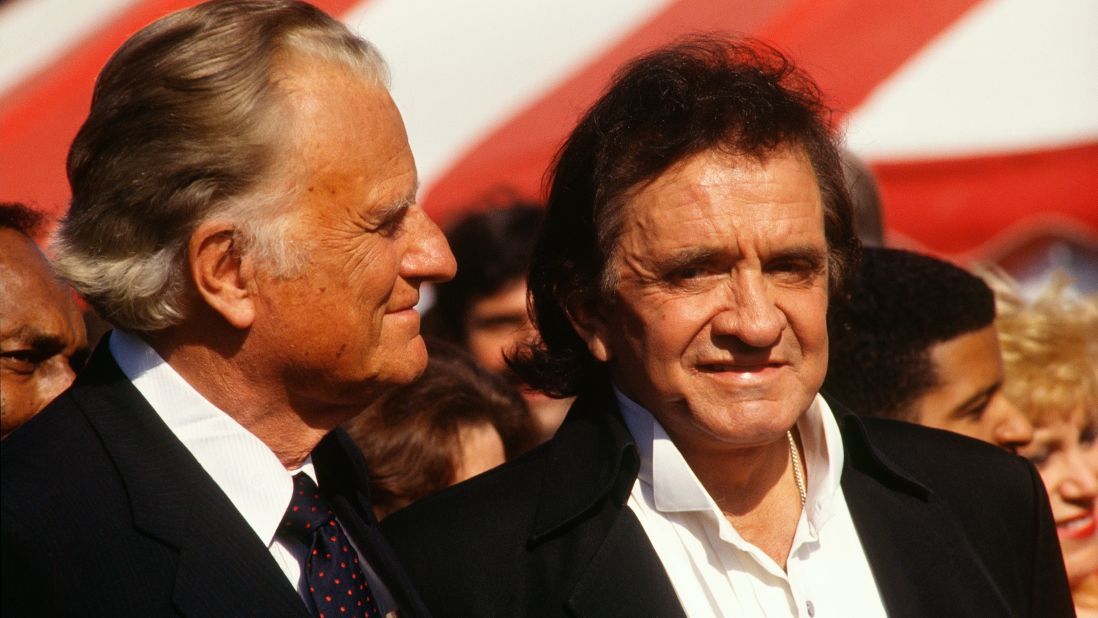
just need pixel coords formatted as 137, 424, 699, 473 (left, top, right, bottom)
987, 270, 1098, 616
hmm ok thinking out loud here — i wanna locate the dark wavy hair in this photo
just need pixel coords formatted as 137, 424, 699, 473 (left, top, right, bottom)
343, 339, 535, 518
823, 247, 996, 420
511, 35, 859, 397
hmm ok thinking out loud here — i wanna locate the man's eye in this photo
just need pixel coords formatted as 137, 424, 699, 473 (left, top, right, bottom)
672, 268, 705, 280
376, 215, 405, 237
960, 398, 992, 421
1, 350, 44, 374
767, 258, 820, 280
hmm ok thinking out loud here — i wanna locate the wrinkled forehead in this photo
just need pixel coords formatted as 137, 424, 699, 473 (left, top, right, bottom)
0, 255, 82, 341
615, 148, 824, 244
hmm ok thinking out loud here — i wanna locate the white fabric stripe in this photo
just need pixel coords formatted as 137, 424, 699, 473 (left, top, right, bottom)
0, 0, 141, 94
341, 0, 675, 190
846, 0, 1098, 160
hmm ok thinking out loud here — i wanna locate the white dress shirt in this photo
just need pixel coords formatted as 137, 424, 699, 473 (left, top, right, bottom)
110, 330, 396, 614
617, 389, 888, 618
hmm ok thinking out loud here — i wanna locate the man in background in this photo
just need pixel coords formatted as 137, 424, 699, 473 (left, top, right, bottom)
424, 200, 570, 443
2, 2, 453, 616
0, 202, 88, 438
824, 246, 1034, 451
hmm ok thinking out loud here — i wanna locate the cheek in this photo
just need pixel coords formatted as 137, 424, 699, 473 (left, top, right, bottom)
0, 377, 36, 424
1035, 466, 1069, 512
791, 295, 829, 350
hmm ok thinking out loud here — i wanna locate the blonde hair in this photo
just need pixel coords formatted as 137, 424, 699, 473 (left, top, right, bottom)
53, 0, 388, 332
983, 269, 1098, 426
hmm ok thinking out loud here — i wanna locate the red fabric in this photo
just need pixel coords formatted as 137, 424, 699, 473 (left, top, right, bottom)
875, 141, 1098, 257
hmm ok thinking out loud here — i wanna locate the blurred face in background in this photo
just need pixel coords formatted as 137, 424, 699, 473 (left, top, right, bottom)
464, 278, 534, 374
1, 229, 88, 438
1019, 406, 1098, 585
912, 325, 1033, 451
464, 278, 571, 443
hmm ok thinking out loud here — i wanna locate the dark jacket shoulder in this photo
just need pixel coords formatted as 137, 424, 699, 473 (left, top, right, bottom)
837, 410, 1073, 617
382, 384, 681, 617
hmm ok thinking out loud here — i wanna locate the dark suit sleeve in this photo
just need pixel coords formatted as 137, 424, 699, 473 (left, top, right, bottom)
1024, 461, 1075, 616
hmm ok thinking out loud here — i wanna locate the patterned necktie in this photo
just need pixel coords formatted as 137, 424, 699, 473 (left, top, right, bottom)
280, 472, 381, 618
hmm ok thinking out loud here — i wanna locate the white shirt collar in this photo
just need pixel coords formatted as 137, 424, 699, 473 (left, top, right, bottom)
109, 329, 310, 548
615, 388, 846, 529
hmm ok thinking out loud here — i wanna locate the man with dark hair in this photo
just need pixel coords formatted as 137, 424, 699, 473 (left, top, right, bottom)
0, 202, 88, 438
1, 2, 453, 615
382, 37, 1071, 616
824, 246, 1034, 450
423, 199, 570, 442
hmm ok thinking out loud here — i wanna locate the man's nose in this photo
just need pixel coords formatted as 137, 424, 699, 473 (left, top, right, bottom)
404, 206, 457, 284
990, 395, 1034, 451
709, 273, 785, 348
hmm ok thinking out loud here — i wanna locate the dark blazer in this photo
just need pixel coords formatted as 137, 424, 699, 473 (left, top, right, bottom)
382, 382, 1073, 617
1, 340, 430, 618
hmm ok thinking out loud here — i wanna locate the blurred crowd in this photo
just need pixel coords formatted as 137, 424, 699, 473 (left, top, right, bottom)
2, 1, 1095, 616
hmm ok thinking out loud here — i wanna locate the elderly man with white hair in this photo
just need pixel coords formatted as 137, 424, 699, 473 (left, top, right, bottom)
1, 2, 454, 616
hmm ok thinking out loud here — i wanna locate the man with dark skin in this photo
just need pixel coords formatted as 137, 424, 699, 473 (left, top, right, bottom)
824, 246, 1034, 451
0, 203, 88, 438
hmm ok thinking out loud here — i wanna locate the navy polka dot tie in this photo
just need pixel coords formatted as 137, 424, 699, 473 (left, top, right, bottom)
280, 473, 381, 618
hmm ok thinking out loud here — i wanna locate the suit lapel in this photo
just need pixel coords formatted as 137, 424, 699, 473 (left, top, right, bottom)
839, 414, 1012, 617
74, 342, 307, 617
532, 386, 686, 617
566, 504, 686, 618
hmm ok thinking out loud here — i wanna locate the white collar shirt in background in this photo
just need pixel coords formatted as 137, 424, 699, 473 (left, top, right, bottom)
110, 330, 396, 615
617, 388, 887, 618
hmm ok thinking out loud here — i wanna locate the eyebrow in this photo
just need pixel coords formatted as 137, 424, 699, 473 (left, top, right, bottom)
371, 182, 418, 228
657, 247, 722, 271
657, 244, 826, 271
771, 245, 828, 266
1, 332, 68, 355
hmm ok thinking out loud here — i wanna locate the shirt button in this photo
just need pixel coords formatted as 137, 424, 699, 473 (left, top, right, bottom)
806, 600, 815, 617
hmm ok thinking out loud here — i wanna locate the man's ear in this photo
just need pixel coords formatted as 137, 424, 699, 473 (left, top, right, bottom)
188, 221, 256, 330
565, 296, 614, 362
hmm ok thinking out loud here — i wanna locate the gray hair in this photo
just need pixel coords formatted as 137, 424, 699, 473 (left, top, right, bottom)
53, 0, 389, 332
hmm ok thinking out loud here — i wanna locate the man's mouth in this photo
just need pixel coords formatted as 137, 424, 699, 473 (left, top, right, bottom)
387, 298, 420, 314
697, 361, 781, 373
1057, 510, 1097, 540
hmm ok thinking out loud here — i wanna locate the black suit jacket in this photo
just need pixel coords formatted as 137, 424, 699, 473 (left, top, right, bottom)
382, 382, 1073, 617
1, 341, 430, 617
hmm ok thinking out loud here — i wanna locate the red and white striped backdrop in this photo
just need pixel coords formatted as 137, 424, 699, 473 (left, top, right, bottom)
2, 0, 1095, 281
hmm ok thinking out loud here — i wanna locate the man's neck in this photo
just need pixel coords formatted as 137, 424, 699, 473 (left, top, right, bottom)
144, 332, 334, 470
678, 432, 806, 569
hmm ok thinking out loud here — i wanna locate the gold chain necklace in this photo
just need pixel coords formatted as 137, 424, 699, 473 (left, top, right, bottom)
787, 429, 807, 507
